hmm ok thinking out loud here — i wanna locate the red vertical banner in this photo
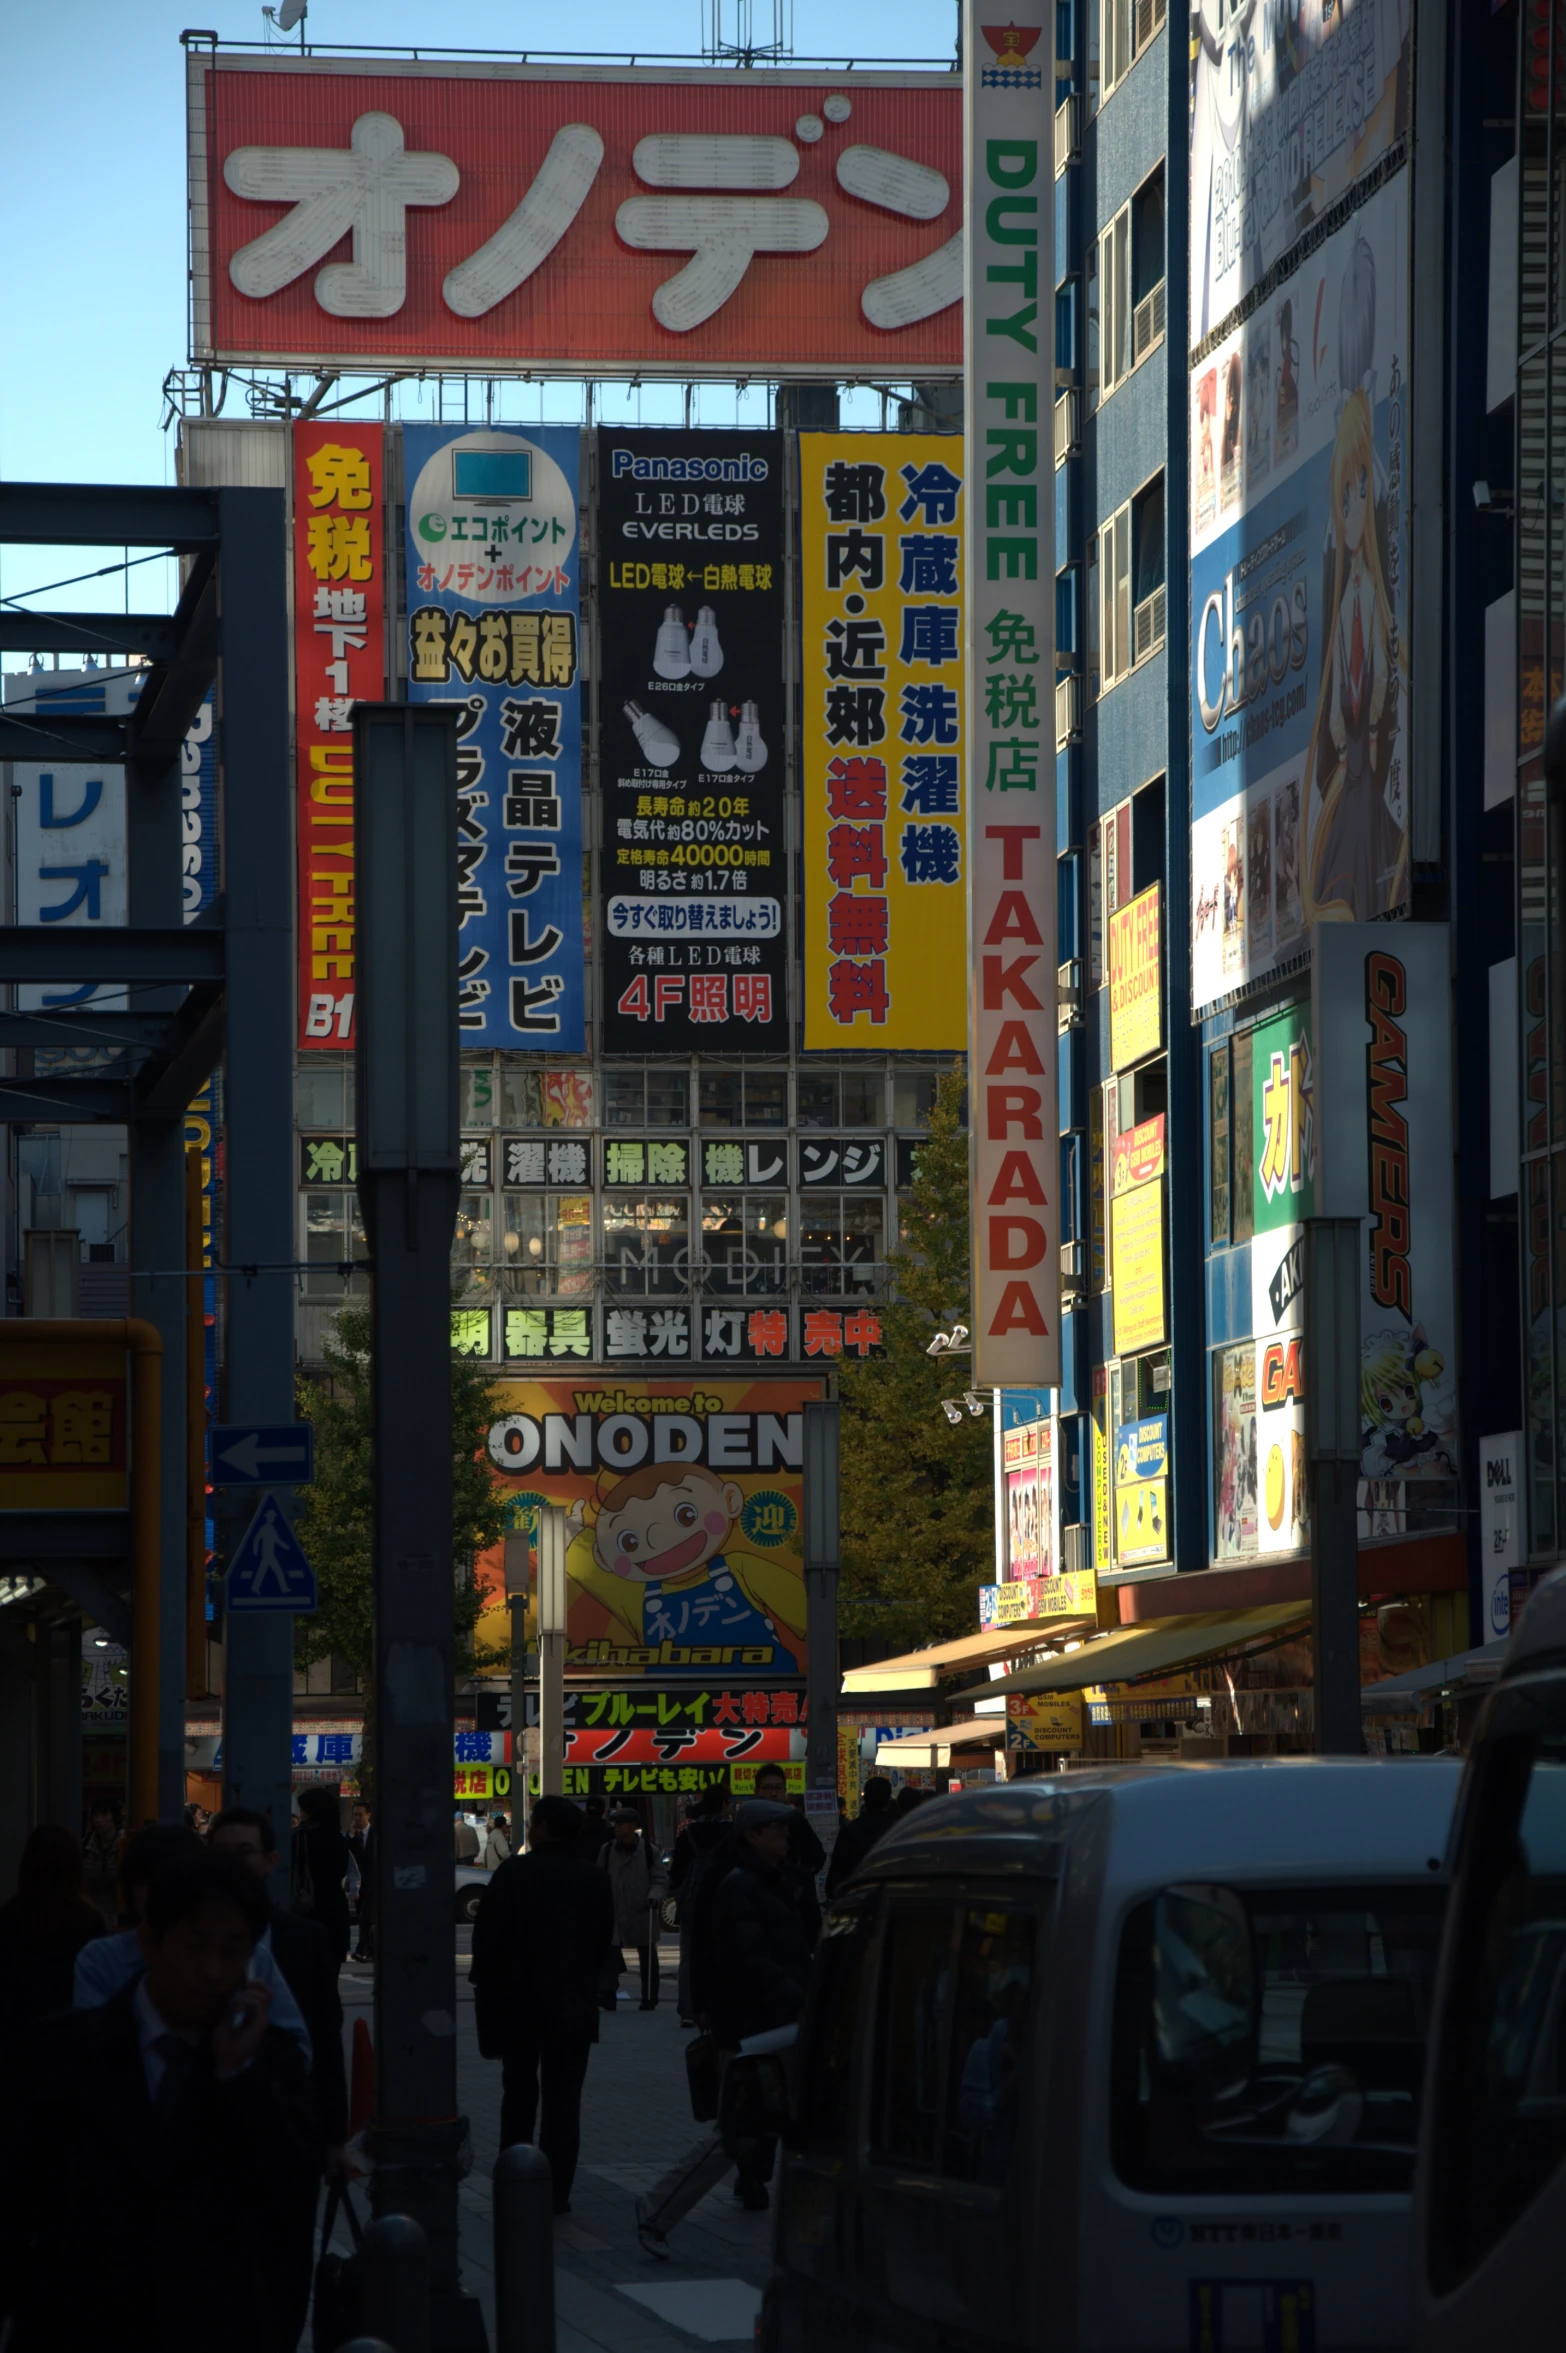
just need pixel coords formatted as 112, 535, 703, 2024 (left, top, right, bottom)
293, 420, 385, 1050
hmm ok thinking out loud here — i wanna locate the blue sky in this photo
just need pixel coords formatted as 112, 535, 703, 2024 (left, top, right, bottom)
0, 0, 957, 621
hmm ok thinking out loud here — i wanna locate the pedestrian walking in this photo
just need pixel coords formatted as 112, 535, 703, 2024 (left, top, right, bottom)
454, 1810, 482, 1862
751, 1762, 826, 1943
824, 1773, 896, 1896
599, 1806, 669, 2010
80, 1799, 122, 1927
581, 1792, 612, 1856
75, 1822, 313, 2064
208, 1808, 347, 2345
669, 1784, 731, 2025
470, 1794, 617, 2215
635, 1799, 813, 2255
0, 1850, 318, 2353
485, 1811, 512, 1866
292, 1785, 351, 1967
0, 1824, 105, 2051
349, 1798, 375, 1959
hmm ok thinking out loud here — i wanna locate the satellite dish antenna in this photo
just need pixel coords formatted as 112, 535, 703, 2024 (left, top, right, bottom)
263, 0, 308, 38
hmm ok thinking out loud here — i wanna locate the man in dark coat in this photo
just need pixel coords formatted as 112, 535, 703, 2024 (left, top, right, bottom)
470, 1794, 617, 2215
637, 1799, 813, 2252
0, 1850, 317, 2353
824, 1773, 896, 1897
751, 1763, 826, 1941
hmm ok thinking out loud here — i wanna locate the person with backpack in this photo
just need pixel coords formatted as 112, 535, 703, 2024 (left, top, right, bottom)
599, 1807, 669, 2011
669, 1784, 732, 2026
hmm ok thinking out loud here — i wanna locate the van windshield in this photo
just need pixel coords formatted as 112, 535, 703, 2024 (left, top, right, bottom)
1111, 1884, 1446, 2196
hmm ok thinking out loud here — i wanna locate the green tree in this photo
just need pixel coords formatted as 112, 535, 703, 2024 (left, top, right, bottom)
837, 1067, 993, 1649
291, 1300, 508, 1684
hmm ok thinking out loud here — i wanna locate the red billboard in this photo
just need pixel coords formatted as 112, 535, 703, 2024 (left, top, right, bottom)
292, 419, 385, 1050
189, 56, 962, 376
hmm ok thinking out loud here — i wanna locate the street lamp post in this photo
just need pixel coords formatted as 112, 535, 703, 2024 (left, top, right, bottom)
536, 1503, 567, 1799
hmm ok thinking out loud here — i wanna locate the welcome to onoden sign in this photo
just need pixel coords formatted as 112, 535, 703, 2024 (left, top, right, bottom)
964, 1, 1058, 1389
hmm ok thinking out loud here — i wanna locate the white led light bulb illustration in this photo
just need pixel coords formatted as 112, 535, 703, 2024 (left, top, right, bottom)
733, 700, 768, 773
653, 604, 691, 679
700, 700, 738, 774
624, 701, 680, 768
688, 606, 724, 678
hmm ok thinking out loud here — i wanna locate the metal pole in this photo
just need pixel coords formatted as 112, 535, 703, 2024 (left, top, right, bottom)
504, 1527, 531, 1807
218, 487, 297, 1894
1306, 1218, 1364, 1755
493, 2144, 556, 2353
354, 705, 480, 2351
125, 693, 186, 1819
358, 2213, 431, 2353
537, 1503, 566, 1799
802, 1398, 840, 1803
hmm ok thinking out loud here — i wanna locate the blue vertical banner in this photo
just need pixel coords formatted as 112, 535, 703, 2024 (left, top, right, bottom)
403, 425, 585, 1049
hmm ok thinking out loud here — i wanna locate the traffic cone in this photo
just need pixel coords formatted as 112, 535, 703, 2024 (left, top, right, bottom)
349, 2016, 375, 2138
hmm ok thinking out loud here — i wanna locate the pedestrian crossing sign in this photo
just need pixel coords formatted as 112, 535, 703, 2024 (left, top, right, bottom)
226, 1490, 318, 1613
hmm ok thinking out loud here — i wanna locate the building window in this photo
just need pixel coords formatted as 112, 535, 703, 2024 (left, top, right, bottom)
453, 1192, 495, 1300
602, 1196, 690, 1292
301, 1191, 367, 1299
605, 1069, 689, 1127
800, 1195, 883, 1294
701, 1197, 788, 1294
1097, 504, 1132, 692
1096, 474, 1165, 692
1097, 203, 1131, 400
1132, 475, 1166, 661
1094, 0, 1167, 108
1131, 164, 1167, 364
700, 1070, 788, 1127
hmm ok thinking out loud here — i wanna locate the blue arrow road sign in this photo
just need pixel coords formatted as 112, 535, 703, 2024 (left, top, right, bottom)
210, 1422, 314, 1486
226, 1492, 318, 1614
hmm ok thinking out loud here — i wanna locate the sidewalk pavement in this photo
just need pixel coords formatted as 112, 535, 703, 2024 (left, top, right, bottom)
333, 1941, 776, 2353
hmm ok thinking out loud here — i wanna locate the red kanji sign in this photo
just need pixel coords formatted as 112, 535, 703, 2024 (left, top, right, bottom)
191, 59, 962, 376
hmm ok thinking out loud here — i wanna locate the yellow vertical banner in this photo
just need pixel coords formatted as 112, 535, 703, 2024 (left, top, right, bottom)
800, 434, 967, 1048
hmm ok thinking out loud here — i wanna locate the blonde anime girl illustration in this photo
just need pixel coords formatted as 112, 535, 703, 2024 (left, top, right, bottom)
1303, 233, 1408, 923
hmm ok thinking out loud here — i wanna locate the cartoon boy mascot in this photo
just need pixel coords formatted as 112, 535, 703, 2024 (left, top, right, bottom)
565, 1463, 806, 1675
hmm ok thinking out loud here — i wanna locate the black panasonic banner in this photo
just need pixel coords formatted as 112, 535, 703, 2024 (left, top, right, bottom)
596, 430, 788, 1053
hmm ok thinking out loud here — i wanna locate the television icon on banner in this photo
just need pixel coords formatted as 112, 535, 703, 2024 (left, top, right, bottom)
452, 445, 532, 505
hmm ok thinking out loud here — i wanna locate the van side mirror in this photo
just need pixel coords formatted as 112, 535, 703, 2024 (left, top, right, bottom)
1150, 1882, 1257, 2100
718, 2050, 793, 2141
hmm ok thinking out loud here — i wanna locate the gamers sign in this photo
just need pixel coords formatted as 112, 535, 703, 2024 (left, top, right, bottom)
188, 52, 962, 375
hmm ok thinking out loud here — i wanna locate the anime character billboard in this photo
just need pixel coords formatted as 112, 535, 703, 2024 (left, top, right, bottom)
1191, 175, 1410, 1013
482, 1377, 822, 1675
1313, 922, 1457, 1491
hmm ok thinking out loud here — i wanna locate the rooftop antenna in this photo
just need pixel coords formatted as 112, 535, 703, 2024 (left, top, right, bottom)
702, 0, 794, 65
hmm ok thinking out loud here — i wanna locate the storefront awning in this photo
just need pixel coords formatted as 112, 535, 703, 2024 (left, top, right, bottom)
990, 1604, 1309, 1698
875, 1716, 1008, 1768
1361, 1643, 1503, 1713
842, 1617, 1092, 1696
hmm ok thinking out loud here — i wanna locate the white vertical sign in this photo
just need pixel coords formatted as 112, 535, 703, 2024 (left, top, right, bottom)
1479, 1432, 1522, 1643
964, 1, 1058, 1389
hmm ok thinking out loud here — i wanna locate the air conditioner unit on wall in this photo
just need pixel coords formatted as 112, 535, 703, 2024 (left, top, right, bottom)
1133, 586, 1166, 664
1133, 281, 1166, 366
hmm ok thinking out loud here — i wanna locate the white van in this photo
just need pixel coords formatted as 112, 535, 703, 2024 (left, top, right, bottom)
750, 1760, 1459, 2353
1412, 1569, 1566, 2348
